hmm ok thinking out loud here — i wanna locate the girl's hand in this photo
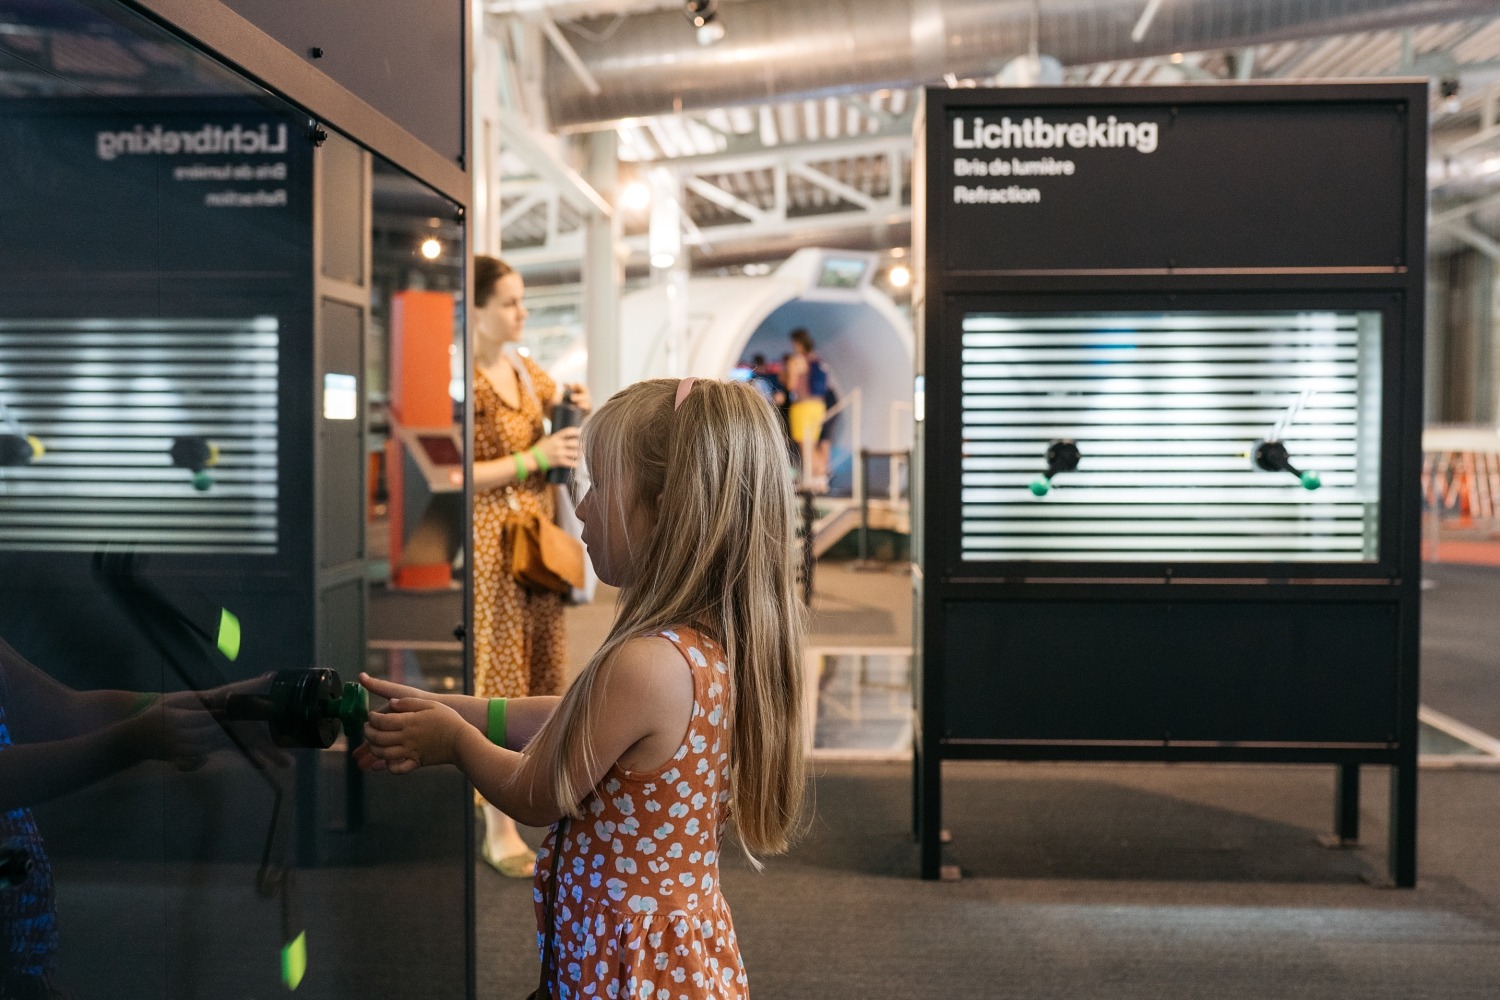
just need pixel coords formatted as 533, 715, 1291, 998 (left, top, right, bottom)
362, 698, 465, 774
537, 426, 581, 470
125, 698, 222, 769
358, 672, 430, 707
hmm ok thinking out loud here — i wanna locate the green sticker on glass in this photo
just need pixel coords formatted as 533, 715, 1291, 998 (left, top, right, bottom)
217, 608, 241, 661
282, 931, 307, 990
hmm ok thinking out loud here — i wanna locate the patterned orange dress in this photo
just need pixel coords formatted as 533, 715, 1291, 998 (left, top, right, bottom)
472, 357, 566, 704
534, 627, 749, 1000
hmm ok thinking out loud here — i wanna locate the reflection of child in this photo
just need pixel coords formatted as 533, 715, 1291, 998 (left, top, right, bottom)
360, 377, 806, 999
0, 638, 222, 1000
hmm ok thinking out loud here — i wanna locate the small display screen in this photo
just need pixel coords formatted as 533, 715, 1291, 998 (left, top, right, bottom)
816, 256, 868, 289
323, 372, 357, 420
418, 434, 462, 466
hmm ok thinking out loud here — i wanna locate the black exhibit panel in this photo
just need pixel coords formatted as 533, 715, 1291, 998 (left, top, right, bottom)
913, 84, 1425, 886
0, 2, 467, 998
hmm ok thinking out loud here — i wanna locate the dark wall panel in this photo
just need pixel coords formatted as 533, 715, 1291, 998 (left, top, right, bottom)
220, 0, 464, 164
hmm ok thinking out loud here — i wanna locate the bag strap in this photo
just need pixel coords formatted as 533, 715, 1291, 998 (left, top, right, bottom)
536, 817, 567, 999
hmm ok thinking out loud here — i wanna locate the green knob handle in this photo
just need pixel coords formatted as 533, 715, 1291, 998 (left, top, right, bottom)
1029, 477, 1051, 497
1300, 470, 1322, 491
337, 682, 368, 741
191, 470, 214, 491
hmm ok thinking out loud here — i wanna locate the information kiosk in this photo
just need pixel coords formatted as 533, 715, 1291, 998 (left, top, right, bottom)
913, 82, 1426, 885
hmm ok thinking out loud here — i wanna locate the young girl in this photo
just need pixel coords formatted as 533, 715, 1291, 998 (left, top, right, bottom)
359, 376, 806, 999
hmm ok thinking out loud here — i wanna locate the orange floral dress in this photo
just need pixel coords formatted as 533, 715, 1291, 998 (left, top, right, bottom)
534, 627, 748, 1000
472, 357, 566, 704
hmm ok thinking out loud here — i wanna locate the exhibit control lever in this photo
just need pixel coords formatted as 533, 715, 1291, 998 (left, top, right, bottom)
1251, 389, 1321, 490
222, 669, 369, 750
1029, 440, 1080, 497
0, 433, 43, 466
169, 436, 221, 492
1252, 439, 1321, 491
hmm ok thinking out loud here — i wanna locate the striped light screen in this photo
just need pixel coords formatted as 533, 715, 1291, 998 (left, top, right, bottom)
960, 310, 1382, 563
0, 318, 279, 555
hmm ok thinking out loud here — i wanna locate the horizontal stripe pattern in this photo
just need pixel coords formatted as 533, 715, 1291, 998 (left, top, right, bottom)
0, 318, 279, 554
958, 311, 1382, 563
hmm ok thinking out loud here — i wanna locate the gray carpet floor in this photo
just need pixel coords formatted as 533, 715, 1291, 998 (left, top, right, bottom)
476, 561, 1500, 999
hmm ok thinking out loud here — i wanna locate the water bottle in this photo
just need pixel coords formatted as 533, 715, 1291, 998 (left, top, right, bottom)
548, 389, 583, 484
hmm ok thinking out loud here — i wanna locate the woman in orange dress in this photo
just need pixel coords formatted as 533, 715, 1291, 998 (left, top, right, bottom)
469, 255, 588, 876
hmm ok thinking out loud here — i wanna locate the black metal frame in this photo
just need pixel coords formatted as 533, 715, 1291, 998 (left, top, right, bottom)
914, 82, 1426, 887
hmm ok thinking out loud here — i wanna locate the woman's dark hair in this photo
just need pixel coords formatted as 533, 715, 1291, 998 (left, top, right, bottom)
789, 328, 814, 352
473, 255, 514, 309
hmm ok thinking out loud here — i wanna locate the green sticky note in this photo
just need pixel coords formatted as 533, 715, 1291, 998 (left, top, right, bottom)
217, 608, 241, 661
282, 931, 307, 990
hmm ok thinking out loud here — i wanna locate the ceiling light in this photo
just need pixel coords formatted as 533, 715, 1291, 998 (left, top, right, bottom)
621, 180, 651, 211
683, 0, 724, 46
420, 237, 442, 260
888, 265, 912, 289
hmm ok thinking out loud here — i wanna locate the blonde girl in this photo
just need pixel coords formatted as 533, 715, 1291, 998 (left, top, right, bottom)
359, 377, 806, 999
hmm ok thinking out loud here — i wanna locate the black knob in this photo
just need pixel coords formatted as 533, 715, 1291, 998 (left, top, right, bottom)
1252, 439, 1321, 491
452, 623, 466, 641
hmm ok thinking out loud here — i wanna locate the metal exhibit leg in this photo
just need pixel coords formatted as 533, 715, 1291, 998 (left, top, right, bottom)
917, 740, 942, 879
1390, 757, 1418, 888
1336, 763, 1359, 843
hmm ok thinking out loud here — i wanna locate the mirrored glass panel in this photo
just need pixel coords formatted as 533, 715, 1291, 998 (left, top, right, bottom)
959, 310, 1383, 563
0, 2, 468, 997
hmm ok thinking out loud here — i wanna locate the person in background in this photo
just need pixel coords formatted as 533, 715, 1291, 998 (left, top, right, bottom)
468, 255, 590, 878
783, 329, 830, 487
747, 354, 785, 408
357, 376, 806, 1000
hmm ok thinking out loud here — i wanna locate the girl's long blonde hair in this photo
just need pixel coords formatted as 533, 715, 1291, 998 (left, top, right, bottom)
523, 378, 807, 858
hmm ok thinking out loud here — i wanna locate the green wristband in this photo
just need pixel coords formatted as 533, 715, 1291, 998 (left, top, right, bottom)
530, 445, 550, 473
486, 697, 508, 748
512, 452, 528, 482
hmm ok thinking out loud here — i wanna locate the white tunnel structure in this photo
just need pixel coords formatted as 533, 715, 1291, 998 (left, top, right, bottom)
610, 249, 915, 491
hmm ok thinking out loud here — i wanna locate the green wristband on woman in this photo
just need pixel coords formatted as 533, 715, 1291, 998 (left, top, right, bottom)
512, 452, 528, 482
486, 697, 507, 748
530, 445, 550, 473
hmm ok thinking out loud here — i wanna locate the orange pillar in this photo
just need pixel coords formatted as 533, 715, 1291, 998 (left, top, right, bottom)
389, 290, 457, 589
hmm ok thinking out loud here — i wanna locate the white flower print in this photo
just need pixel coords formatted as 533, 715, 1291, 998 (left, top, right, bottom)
627, 894, 658, 914
613, 794, 635, 816
668, 803, 689, 818
636, 837, 656, 854
606, 878, 627, 901
615, 857, 637, 875
687, 646, 707, 667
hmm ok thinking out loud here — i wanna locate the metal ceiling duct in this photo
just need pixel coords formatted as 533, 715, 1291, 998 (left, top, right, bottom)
544, 0, 1499, 128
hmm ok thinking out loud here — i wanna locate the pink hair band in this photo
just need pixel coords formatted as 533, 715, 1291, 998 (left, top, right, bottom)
674, 377, 698, 411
